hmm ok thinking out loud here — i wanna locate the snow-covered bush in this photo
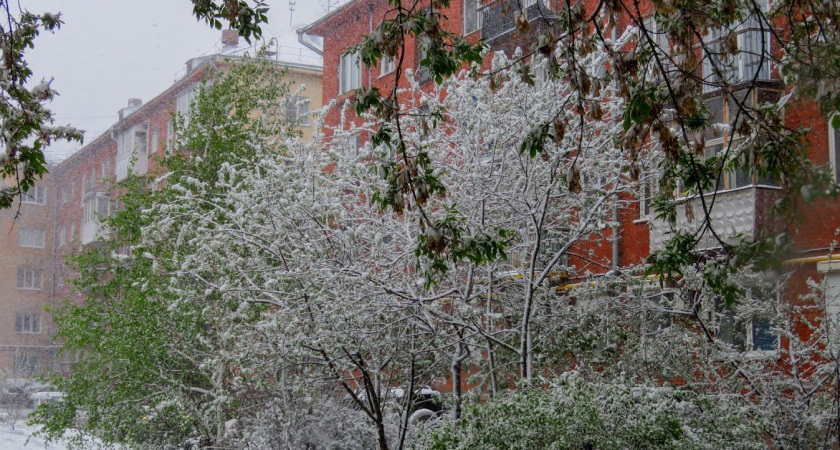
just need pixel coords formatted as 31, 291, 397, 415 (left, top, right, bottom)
420, 372, 765, 450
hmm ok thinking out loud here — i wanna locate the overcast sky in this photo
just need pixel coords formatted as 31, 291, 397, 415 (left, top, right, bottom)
25, 0, 336, 163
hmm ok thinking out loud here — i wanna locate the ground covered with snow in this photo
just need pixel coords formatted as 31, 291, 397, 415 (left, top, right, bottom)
0, 419, 113, 450
0, 421, 67, 450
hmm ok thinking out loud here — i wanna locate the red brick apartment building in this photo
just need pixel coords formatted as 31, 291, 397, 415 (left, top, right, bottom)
300, 0, 840, 356
0, 31, 323, 377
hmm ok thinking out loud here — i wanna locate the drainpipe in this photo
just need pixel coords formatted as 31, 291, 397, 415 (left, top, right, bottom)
611, 202, 620, 269
368, 3, 374, 89
49, 167, 60, 344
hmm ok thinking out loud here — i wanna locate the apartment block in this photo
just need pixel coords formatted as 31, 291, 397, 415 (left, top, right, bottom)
0, 31, 323, 376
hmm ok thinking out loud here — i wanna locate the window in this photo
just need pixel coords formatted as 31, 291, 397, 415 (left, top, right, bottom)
285, 96, 310, 126
151, 128, 159, 154
61, 186, 69, 204
15, 313, 41, 334
116, 124, 149, 180
21, 186, 46, 205
177, 84, 199, 126
464, 0, 481, 35
716, 287, 777, 352
705, 139, 752, 191
380, 54, 395, 77
14, 351, 39, 376
829, 114, 840, 183
537, 231, 569, 271
17, 269, 43, 290
166, 118, 174, 153
645, 291, 680, 336
117, 125, 148, 160
339, 51, 362, 94
823, 270, 840, 352
101, 159, 111, 178
58, 227, 66, 248
415, 37, 431, 83
641, 17, 669, 57
18, 228, 45, 248
702, 3, 770, 92
83, 195, 110, 224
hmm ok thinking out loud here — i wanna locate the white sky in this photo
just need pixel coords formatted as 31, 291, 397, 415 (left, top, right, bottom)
24, 0, 335, 163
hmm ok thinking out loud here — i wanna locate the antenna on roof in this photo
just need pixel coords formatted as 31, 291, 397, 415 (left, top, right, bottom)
320, 0, 342, 12
289, 1, 296, 26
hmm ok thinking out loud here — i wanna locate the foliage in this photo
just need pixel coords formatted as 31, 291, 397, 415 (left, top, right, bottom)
189, 0, 268, 43
0, 0, 269, 210
31, 57, 293, 449
0, 5, 82, 209
421, 372, 766, 450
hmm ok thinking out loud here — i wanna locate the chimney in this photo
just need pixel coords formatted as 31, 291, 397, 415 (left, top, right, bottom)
119, 98, 143, 121
222, 29, 239, 48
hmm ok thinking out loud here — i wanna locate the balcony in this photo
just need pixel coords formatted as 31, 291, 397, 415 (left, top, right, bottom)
649, 185, 783, 253
81, 194, 111, 245
480, 0, 553, 43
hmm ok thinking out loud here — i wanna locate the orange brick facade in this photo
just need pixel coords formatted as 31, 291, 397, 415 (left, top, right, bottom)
302, 0, 840, 385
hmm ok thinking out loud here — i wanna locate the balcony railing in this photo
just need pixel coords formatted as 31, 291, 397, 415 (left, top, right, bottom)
649, 185, 783, 253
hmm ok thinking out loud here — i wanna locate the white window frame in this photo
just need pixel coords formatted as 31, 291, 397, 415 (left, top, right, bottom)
702, 2, 770, 93
339, 51, 362, 94
166, 118, 175, 153
151, 128, 160, 155
16, 268, 43, 290
380, 54, 396, 77
715, 287, 779, 354
463, 0, 481, 35
285, 96, 311, 126
176, 84, 199, 127
18, 227, 45, 248
829, 113, 840, 183
83, 195, 110, 225
117, 124, 149, 160
819, 262, 840, 353
21, 186, 46, 205
15, 313, 42, 334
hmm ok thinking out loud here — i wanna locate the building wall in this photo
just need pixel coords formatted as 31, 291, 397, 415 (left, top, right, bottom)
0, 51, 323, 376
303, 0, 840, 378
0, 173, 60, 377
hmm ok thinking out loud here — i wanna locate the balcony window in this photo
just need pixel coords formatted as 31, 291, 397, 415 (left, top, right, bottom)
339, 51, 362, 94
83, 195, 110, 225
17, 269, 43, 290
702, 4, 770, 92
481, 0, 550, 42
176, 84, 199, 127
116, 124, 149, 180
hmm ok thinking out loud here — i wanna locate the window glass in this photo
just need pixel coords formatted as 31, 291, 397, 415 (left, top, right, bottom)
339, 51, 361, 94
16, 269, 43, 290
21, 186, 46, 205
18, 228, 46, 248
